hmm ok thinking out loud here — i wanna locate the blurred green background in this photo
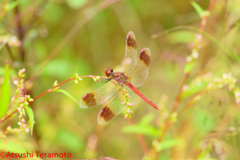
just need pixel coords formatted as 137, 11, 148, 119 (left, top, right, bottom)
1, 0, 240, 159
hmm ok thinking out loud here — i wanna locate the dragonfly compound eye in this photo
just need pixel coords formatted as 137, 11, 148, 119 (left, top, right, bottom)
105, 67, 113, 77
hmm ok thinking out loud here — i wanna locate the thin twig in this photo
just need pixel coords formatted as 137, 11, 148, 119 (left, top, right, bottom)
171, 73, 190, 113
0, 75, 106, 124
5, 43, 16, 63
81, 75, 108, 79
0, 109, 18, 124
14, 0, 25, 62
32, 77, 74, 101
200, 0, 215, 31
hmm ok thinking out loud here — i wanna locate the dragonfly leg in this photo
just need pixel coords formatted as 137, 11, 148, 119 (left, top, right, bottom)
99, 78, 111, 83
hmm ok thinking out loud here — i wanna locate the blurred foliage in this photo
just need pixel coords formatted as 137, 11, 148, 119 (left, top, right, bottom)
1, 0, 240, 160
0, 61, 10, 118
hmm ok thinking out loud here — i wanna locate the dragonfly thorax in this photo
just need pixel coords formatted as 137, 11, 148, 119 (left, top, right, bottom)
105, 67, 128, 85
111, 72, 128, 85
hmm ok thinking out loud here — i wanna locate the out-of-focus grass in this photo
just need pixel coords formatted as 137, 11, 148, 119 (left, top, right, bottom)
1, 0, 240, 159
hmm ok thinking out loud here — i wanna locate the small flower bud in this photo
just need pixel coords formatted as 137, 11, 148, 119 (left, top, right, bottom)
13, 80, 18, 85
223, 74, 227, 79
127, 103, 134, 106
182, 85, 189, 91
53, 80, 58, 86
186, 56, 192, 62
235, 92, 240, 97
236, 99, 240, 104
192, 50, 199, 59
29, 98, 34, 102
74, 80, 79, 84
7, 126, 11, 131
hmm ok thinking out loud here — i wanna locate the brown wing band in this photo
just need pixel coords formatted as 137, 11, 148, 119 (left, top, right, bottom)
126, 34, 137, 49
99, 106, 115, 122
140, 49, 150, 66
82, 93, 97, 107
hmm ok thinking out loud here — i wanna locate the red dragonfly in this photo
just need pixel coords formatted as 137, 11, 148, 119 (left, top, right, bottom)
79, 31, 159, 124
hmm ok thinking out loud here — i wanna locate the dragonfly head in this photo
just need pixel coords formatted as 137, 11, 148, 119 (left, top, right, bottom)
104, 67, 113, 77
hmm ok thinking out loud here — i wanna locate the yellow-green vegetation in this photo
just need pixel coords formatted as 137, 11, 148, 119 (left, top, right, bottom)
1, 0, 240, 159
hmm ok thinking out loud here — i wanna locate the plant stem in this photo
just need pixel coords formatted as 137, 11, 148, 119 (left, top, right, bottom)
0, 75, 107, 124
5, 43, 16, 64
146, 0, 215, 158
32, 77, 74, 101
14, 0, 25, 62
171, 73, 190, 113
0, 109, 18, 124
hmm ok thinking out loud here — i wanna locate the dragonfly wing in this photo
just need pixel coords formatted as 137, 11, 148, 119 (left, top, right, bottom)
122, 31, 138, 75
97, 86, 134, 124
125, 84, 134, 99
79, 80, 119, 108
129, 48, 151, 87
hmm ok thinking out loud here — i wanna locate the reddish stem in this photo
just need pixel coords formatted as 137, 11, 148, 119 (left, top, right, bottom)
171, 73, 190, 113
0, 109, 18, 124
33, 77, 74, 101
200, 0, 215, 31
0, 75, 104, 124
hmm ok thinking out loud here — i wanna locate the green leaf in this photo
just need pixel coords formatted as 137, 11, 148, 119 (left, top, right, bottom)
0, 66, 15, 76
167, 30, 195, 43
25, 107, 34, 135
40, 59, 75, 78
182, 81, 208, 98
54, 89, 78, 104
122, 124, 159, 137
5, 1, 20, 12
191, 1, 204, 17
55, 129, 84, 151
0, 43, 5, 50
193, 107, 215, 132
182, 73, 214, 98
0, 140, 27, 153
157, 139, 182, 151
0, 61, 10, 118
0, 140, 40, 159
184, 62, 195, 73
66, 0, 87, 9
140, 113, 154, 125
